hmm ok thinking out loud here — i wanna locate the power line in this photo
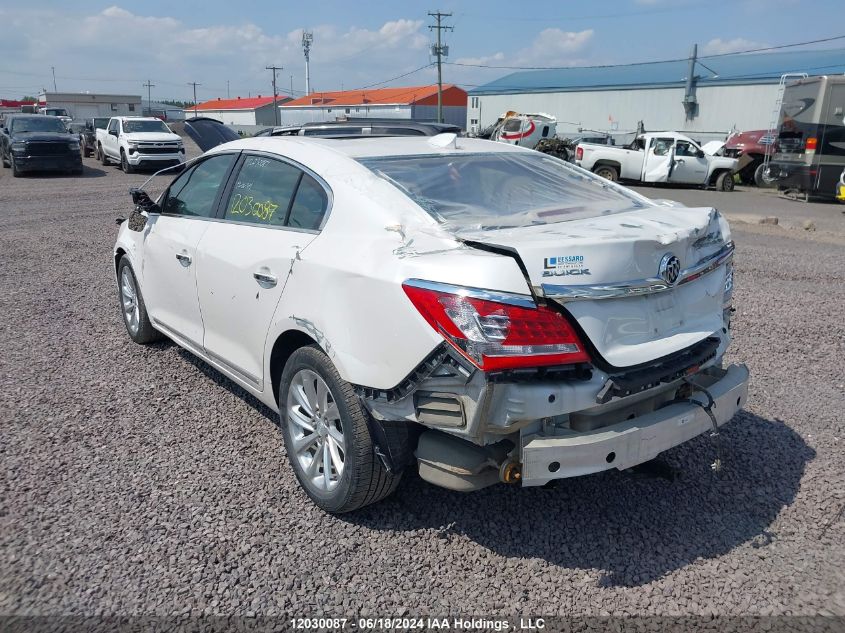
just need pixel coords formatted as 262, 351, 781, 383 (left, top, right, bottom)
446, 34, 845, 70
355, 63, 434, 91
428, 11, 453, 123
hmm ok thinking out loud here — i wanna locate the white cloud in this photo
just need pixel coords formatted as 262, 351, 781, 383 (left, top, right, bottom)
701, 37, 769, 55
455, 28, 594, 69
0, 6, 431, 100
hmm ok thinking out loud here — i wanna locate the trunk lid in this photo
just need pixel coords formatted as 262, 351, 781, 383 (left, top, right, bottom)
460, 205, 731, 368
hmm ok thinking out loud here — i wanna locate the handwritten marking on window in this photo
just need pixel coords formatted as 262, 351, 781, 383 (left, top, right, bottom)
229, 193, 280, 222
245, 157, 271, 168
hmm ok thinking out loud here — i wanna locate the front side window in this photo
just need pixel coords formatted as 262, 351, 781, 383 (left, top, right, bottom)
108, 120, 118, 134
224, 156, 302, 226
675, 141, 698, 157
359, 152, 645, 232
162, 154, 236, 217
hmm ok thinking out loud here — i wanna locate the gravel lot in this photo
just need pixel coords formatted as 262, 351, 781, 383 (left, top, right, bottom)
1, 151, 843, 622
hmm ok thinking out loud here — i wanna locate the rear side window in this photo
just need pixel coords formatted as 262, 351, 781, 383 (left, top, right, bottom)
224, 156, 301, 226
287, 174, 329, 230
162, 154, 236, 217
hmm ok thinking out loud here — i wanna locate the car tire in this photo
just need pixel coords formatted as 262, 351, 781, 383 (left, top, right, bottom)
121, 150, 134, 174
716, 171, 735, 192
753, 162, 774, 188
83, 146, 92, 158
593, 164, 618, 181
279, 345, 402, 513
117, 257, 162, 345
99, 145, 109, 166
10, 158, 21, 178
1, 152, 8, 168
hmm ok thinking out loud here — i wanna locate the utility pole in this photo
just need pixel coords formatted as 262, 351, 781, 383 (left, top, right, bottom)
142, 79, 155, 116
428, 11, 453, 123
266, 65, 283, 126
51, 66, 57, 92
302, 31, 313, 95
187, 81, 201, 116
227, 80, 230, 99
290, 75, 293, 97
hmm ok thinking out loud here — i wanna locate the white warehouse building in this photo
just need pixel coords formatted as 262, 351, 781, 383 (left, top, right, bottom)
37, 92, 142, 121
190, 96, 291, 126
467, 48, 845, 141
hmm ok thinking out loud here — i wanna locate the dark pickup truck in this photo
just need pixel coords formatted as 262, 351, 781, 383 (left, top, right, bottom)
1, 114, 83, 177
76, 117, 110, 157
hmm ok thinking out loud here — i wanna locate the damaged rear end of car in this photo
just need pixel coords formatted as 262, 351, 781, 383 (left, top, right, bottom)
355, 145, 749, 491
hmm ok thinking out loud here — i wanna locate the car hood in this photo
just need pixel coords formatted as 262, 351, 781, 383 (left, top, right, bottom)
12, 132, 74, 143
457, 205, 733, 368
122, 132, 181, 142
176, 117, 240, 152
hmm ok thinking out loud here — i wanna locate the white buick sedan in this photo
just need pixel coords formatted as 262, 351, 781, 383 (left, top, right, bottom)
114, 130, 748, 513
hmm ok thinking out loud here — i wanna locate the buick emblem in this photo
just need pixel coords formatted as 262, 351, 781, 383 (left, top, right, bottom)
658, 253, 681, 285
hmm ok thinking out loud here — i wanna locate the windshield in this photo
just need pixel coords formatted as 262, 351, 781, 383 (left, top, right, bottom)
93, 118, 110, 129
45, 108, 69, 116
10, 117, 68, 133
124, 120, 170, 134
358, 152, 646, 231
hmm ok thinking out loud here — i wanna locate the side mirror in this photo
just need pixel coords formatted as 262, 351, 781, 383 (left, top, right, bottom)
130, 188, 161, 214
109, 129, 118, 137
696, 150, 705, 158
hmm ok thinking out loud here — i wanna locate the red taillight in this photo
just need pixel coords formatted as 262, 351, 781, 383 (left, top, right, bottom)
402, 282, 590, 371
576, 146, 584, 160
805, 137, 818, 151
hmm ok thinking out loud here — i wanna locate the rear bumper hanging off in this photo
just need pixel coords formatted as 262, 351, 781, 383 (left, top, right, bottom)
519, 363, 749, 486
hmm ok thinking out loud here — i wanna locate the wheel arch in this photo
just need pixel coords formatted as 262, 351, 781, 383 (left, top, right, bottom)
709, 167, 732, 185
269, 329, 320, 407
593, 159, 622, 171
114, 247, 127, 275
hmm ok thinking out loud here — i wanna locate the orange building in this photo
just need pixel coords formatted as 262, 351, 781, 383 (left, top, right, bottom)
279, 84, 467, 129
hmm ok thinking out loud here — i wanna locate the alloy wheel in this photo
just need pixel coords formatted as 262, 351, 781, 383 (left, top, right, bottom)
120, 267, 140, 335
286, 369, 345, 492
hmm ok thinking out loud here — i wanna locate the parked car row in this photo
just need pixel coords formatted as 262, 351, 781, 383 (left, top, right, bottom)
0, 115, 188, 178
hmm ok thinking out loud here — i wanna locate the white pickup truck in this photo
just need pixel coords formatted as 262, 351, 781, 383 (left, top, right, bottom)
575, 131, 738, 191
96, 116, 185, 173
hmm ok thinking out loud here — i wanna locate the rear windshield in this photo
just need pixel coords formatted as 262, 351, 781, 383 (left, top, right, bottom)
358, 152, 646, 231
124, 120, 170, 134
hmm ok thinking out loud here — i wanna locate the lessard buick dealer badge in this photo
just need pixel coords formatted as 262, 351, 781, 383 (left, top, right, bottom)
542, 255, 591, 277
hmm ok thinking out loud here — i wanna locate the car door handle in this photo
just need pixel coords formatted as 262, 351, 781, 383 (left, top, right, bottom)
175, 252, 192, 266
253, 271, 278, 287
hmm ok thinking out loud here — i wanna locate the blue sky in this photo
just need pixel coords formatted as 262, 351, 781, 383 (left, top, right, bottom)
1, 0, 842, 101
